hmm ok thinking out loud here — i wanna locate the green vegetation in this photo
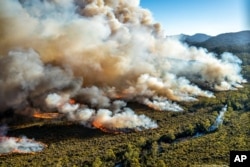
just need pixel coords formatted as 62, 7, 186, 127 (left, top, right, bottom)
1, 85, 249, 166
0, 47, 249, 166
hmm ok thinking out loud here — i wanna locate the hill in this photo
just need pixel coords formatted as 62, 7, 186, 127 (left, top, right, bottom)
201, 30, 250, 48
184, 30, 250, 53
182, 33, 212, 44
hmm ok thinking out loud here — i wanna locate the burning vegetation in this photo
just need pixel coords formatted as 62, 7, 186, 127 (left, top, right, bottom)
0, 0, 247, 158
0, 136, 47, 156
33, 111, 61, 119
0, 125, 46, 155
0, 0, 245, 127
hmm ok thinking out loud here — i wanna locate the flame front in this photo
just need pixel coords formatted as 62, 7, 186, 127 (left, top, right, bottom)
92, 120, 121, 134
92, 120, 110, 133
33, 111, 61, 119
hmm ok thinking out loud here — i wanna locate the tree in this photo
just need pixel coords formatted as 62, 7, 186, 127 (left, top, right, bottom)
124, 143, 141, 167
92, 157, 102, 167
151, 141, 158, 157
104, 149, 116, 160
157, 160, 167, 167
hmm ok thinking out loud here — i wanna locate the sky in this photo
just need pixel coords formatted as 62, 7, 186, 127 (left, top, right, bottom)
140, 0, 249, 36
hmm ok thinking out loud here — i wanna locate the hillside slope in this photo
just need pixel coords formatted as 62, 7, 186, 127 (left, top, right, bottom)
200, 30, 250, 49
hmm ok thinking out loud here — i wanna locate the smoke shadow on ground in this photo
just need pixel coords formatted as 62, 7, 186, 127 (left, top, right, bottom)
7, 123, 107, 145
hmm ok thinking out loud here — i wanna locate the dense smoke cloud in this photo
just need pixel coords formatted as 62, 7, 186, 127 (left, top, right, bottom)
0, 0, 246, 131
45, 93, 158, 131
0, 49, 82, 112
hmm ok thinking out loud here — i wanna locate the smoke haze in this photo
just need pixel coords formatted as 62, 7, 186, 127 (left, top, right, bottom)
208, 105, 228, 132
0, 0, 246, 131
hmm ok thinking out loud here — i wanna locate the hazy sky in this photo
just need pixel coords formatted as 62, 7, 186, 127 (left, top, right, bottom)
140, 0, 249, 36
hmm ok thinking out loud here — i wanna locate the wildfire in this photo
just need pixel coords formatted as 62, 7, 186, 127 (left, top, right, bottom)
92, 121, 121, 134
33, 111, 61, 119
92, 120, 109, 133
111, 91, 129, 99
145, 102, 161, 111
69, 98, 76, 104
0, 136, 47, 156
92, 120, 138, 134
112, 94, 125, 99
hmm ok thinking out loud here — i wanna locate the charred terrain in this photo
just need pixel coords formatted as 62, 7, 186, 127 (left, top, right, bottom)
0, 0, 250, 166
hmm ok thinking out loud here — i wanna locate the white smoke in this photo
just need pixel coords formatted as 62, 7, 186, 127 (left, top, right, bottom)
93, 108, 158, 131
209, 105, 228, 132
45, 93, 158, 131
140, 97, 183, 112
0, 0, 246, 131
0, 125, 46, 154
0, 136, 45, 154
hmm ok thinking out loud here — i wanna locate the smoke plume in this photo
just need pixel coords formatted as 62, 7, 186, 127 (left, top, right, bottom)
45, 92, 158, 131
0, 125, 46, 154
208, 105, 228, 132
0, 0, 246, 131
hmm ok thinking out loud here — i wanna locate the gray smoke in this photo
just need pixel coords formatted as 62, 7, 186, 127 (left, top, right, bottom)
0, 0, 246, 131
0, 49, 82, 112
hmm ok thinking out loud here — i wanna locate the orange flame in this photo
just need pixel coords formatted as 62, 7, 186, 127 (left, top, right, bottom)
33, 112, 61, 119
69, 98, 75, 104
92, 120, 108, 132
144, 102, 162, 111
113, 94, 124, 99
92, 121, 120, 134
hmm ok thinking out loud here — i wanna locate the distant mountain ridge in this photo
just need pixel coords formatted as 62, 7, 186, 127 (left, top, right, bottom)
181, 33, 211, 44
198, 30, 250, 49
178, 30, 250, 53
